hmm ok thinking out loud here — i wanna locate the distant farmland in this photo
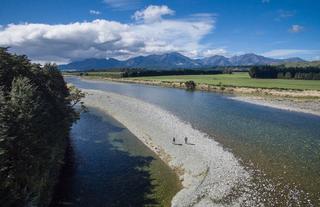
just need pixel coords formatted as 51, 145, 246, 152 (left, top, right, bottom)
129, 72, 320, 91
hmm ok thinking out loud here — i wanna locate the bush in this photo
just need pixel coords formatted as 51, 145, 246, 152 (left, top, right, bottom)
185, 80, 196, 90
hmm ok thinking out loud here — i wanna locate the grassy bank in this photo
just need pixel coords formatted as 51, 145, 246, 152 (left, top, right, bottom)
66, 71, 320, 99
129, 72, 320, 91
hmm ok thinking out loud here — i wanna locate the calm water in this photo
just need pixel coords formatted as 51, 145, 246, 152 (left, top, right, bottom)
51, 108, 180, 207
66, 77, 320, 205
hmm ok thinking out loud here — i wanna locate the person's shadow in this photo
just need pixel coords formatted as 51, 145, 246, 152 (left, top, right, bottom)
173, 142, 183, 146
185, 141, 195, 145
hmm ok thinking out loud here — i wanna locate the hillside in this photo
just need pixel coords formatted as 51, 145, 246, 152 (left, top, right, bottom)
59, 52, 305, 71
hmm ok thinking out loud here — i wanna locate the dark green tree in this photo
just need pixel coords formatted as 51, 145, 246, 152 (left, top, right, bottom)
0, 48, 83, 207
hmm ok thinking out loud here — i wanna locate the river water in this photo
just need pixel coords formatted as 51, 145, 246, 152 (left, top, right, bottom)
65, 77, 320, 206
50, 108, 180, 206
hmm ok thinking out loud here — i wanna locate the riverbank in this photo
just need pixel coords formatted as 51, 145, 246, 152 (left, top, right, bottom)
80, 89, 261, 206
79, 76, 320, 117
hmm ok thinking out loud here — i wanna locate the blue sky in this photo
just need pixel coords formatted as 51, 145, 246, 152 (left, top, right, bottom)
0, 0, 319, 63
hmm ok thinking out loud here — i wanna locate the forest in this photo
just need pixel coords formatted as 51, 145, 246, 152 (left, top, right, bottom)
249, 65, 320, 80
0, 48, 83, 206
121, 69, 223, 77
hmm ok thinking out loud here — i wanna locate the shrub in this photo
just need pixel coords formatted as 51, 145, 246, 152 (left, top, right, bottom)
185, 80, 196, 90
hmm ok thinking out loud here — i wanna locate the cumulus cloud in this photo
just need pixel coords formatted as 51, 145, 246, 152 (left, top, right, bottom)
89, 10, 101, 15
133, 5, 174, 23
0, 5, 215, 63
289, 24, 303, 33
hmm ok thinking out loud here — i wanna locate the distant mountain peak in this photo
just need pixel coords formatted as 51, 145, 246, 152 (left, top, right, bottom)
59, 52, 306, 71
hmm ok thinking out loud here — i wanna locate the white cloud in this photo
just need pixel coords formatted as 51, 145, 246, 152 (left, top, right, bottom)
103, 0, 141, 10
198, 48, 228, 58
289, 24, 303, 33
262, 49, 320, 59
89, 10, 101, 15
0, 5, 215, 63
133, 5, 175, 23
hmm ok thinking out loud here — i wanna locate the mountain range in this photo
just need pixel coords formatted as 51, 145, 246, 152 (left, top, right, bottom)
59, 52, 305, 71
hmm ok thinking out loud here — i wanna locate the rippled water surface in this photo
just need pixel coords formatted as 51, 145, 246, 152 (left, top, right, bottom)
66, 77, 320, 205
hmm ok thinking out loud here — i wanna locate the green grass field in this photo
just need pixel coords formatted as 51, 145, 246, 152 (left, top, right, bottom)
129, 72, 320, 90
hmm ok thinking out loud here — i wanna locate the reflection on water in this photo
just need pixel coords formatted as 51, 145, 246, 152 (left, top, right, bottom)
66, 77, 320, 205
51, 109, 180, 207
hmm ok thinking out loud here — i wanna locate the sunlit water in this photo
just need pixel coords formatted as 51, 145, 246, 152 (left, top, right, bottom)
51, 108, 180, 207
66, 77, 320, 206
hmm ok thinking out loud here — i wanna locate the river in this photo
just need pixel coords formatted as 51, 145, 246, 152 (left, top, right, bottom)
50, 108, 180, 206
64, 77, 320, 206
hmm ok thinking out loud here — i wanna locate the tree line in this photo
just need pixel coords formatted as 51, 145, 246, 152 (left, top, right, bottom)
249, 65, 320, 80
73, 69, 224, 78
121, 69, 223, 77
0, 48, 84, 206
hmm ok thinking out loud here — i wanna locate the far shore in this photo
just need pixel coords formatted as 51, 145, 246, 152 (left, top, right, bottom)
80, 76, 320, 98
71, 75, 320, 117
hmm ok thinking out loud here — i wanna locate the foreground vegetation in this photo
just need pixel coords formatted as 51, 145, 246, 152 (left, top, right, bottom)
0, 48, 83, 206
128, 72, 320, 91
